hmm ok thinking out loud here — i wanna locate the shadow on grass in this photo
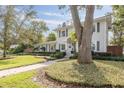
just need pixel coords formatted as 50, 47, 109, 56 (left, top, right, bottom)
0, 61, 11, 65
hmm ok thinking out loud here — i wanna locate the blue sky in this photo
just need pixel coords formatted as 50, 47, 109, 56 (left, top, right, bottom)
33, 5, 112, 36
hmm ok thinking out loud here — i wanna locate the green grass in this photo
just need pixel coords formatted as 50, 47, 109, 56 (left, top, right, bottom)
0, 55, 46, 70
0, 70, 41, 88
45, 60, 124, 87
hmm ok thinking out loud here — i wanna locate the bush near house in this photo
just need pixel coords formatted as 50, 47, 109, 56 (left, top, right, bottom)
32, 52, 55, 56
50, 52, 66, 59
93, 56, 124, 61
32, 51, 66, 59
70, 52, 124, 61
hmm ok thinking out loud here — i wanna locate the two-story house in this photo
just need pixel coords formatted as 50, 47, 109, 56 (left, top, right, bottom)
37, 15, 112, 57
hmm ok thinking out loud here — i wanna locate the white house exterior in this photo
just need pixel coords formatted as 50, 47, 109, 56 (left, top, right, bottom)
37, 15, 112, 57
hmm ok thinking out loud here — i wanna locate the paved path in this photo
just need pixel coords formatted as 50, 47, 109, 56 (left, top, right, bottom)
0, 58, 68, 78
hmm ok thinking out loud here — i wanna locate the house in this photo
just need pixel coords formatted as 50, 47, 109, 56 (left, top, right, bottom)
10, 44, 19, 49
36, 15, 112, 57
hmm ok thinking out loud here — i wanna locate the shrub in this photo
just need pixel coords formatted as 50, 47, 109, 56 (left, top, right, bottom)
32, 52, 55, 56
92, 52, 112, 57
50, 52, 66, 59
9, 44, 32, 54
32, 51, 66, 59
93, 56, 124, 61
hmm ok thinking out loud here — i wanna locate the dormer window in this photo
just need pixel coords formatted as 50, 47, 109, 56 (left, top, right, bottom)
62, 22, 66, 27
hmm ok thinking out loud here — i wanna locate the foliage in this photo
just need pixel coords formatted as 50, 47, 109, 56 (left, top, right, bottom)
45, 60, 124, 87
93, 56, 124, 61
92, 52, 112, 57
50, 52, 66, 59
70, 52, 124, 61
69, 31, 77, 43
0, 55, 46, 70
10, 44, 28, 54
9, 44, 33, 54
32, 51, 55, 56
111, 5, 124, 46
47, 32, 56, 41
32, 51, 66, 59
18, 20, 48, 45
0, 70, 41, 88
0, 6, 48, 57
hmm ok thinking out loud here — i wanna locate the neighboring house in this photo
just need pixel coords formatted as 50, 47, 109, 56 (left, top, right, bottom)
36, 15, 112, 57
10, 44, 19, 49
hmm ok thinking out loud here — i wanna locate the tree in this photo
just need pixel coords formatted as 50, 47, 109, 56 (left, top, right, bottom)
70, 5, 95, 64
0, 6, 15, 58
111, 5, 124, 46
47, 32, 56, 41
18, 20, 48, 46
69, 31, 77, 53
0, 6, 48, 57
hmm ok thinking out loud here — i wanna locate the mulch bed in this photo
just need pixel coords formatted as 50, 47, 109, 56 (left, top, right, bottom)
34, 69, 82, 88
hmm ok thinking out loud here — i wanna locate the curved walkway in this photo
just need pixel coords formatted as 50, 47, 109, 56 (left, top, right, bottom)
0, 61, 54, 78
0, 58, 68, 78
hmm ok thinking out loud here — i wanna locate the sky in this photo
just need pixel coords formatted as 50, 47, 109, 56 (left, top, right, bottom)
32, 5, 112, 36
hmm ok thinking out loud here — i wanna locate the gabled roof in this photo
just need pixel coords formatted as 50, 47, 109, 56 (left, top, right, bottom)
54, 14, 112, 31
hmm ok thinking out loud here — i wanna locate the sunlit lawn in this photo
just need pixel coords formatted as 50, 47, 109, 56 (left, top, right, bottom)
0, 70, 42, 88
0, 55, 46, 70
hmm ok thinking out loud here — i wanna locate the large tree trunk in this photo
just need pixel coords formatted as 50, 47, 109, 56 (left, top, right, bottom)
70, 5, 95, 64
79, 6, 95, 63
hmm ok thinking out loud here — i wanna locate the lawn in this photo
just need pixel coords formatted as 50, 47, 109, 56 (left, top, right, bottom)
0, 70, 41, 88
45, 60, 124, 87
0, 55, 46, 70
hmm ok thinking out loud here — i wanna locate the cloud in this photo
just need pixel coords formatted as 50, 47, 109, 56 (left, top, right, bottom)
43, 12, 63, 17
32, 18, 64, 25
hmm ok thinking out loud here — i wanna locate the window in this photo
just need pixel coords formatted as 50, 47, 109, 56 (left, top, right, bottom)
92, 44, 95, 51
97, 41, 100, 51
97, 22, 100, 32
61, 44, 65, 50
62, 31, 65, 37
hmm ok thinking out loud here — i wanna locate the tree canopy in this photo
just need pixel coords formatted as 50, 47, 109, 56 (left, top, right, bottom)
0, 6, 48, 57
47, 32, 56, 41
111, 5, 124, 46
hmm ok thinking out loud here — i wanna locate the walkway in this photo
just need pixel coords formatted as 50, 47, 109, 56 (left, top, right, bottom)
0, 58, 68, 78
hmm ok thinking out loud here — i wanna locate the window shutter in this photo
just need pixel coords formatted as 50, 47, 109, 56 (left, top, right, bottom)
97, 22, 100, 32
97, 41, 100, 51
